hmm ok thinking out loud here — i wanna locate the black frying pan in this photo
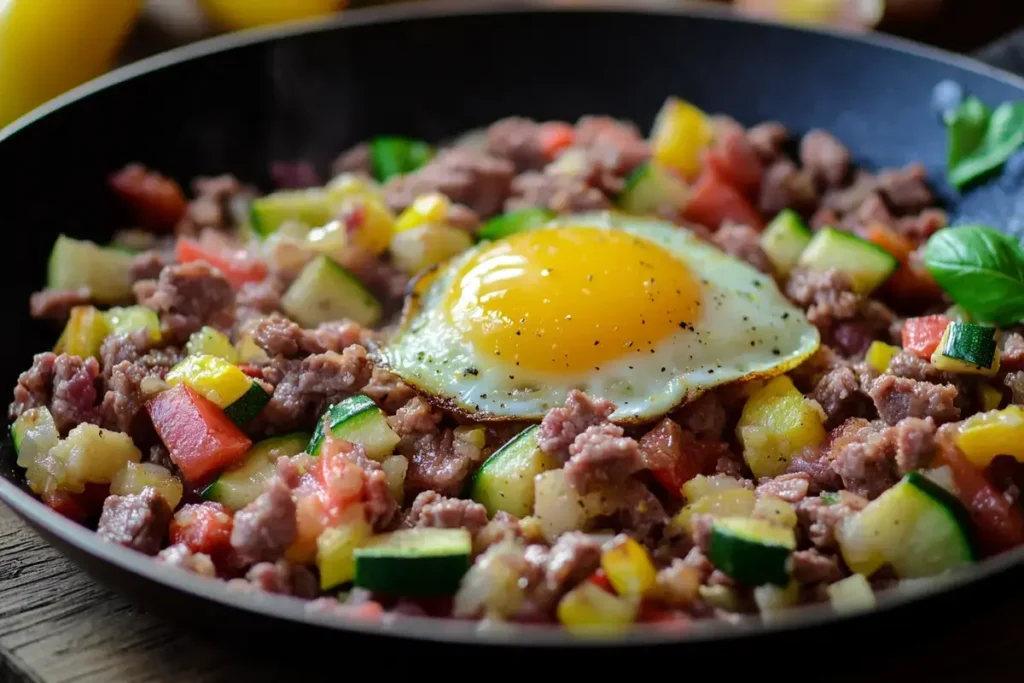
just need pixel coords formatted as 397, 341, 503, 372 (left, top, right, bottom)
2, 0, 1024, 662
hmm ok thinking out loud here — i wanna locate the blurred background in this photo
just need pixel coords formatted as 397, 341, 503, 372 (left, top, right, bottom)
1, 0, 1022, 130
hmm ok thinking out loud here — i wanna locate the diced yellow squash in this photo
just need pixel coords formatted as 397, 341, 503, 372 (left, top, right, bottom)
54, 306, 111, 359
753, 494, 798, 528
650, 97, 713, 180
165, 354, 253, 408
827, 573, 876, 614
557, 582, 638, 635
53, 424, 142, 493
110, 461, 184, 509
236, 334, 269, 363
736, 375, 827, 479
931, 324, 1000, 377
601, 536, 657, 598
381, 455, 408, 505
672, 488, 756, 534
682, 474, 748, 503
394, 192, 451, 233
104, 305, 161, 342
316, 508, 373, 590
955, 405, 1024, 467
979, 385, 1004, 412
865, 340, 899, 374
186, 326, 238, 363
391, 223, 473, 276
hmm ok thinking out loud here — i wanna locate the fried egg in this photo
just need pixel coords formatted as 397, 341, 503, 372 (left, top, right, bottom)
379, 211, 819, 423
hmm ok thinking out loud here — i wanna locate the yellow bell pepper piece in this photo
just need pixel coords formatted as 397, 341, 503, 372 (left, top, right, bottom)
736, 375, 827, 479
980, 385, 1004, 412
955, 406, 1024, 468
865, 340, 899, 374
186, 326, 238, 363
600, 536, 657, 598
104, 306, 161, 343
672, 488, 756, 534
394, 193, 452, 233
650, 97, 713, 180
316, 510, 373, 590
198, 0, 347, 31
557, 582, 638, 635
0, 0, 141, 128
55, 306, 111, 359
681, 474, 748, 503
165, 354, 253, 408
325, 172, 385, 203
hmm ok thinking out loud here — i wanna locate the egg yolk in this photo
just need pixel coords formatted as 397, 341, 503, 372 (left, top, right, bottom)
443, 226, 703, 375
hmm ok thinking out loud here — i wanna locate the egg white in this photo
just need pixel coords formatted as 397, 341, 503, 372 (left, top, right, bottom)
379, 211, 820, 423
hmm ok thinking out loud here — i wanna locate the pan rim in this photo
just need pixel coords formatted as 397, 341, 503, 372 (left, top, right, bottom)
2, 0, 1024, 647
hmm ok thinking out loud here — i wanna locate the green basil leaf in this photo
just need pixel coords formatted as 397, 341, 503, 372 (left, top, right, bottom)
924, 225, 1024, 325
947, 98, 1024, 189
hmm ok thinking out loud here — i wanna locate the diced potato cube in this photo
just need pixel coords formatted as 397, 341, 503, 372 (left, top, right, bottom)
827, 573, 876, 614
391, 224, 473, 275
55, 424, 142, 492
381, 455, 408, 505
682, 474, 748, 503
600, 536, 657, 598
736, 375, 827, 479
671, 488, 755, 534
533, 469, 612, 543
110, 462, 184, 509
753, 494, 798, 528
753, 581, 800, 615
557, 582, 638, 635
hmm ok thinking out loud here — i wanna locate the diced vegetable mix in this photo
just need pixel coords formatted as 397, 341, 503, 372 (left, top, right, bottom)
14, 93, 1024, 633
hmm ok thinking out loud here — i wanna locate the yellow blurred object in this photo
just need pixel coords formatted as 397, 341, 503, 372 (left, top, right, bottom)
198, 0, 348, 32
600, 537, 657, 598
0, 0, 142, 129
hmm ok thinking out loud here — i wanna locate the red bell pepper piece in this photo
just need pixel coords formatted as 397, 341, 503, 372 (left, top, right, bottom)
176, 237, 268, 289
147, 384, 252, 483
538, 122, 576, 161
935, 444, 1024, 555
170, 502, 235, 564
641, 419, 728, 498
43, 483, 110, 524
863, 223, 942, 304
901, 314, 951, 360
681, 166, 763, 231
587, 568, 616, 594
109, 163, 187, 230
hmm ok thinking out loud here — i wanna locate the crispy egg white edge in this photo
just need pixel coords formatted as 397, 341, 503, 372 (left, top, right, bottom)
378, 212, 821, 424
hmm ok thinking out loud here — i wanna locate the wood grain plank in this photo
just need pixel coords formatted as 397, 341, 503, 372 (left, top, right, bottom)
0, 504, 299, 683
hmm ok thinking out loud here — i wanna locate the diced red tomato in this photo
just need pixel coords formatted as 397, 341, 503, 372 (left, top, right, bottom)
638, 602, 690, 630
348, 601, 384, 621
146, 384, 252, 483
538, 122, 576, 161
645, 423, 729, 498
864, 223, 942, 304
316, 432, 366, 523
176, 237, 268, 289
703, 129, 763, 200
169, 502, 235, 563
238, 364, 263, 379
588, 568, 616, 594
109, 163, 187, 230
901, 314, 951, 359
935, 444, 1024, 555
681, 166, 763, 231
